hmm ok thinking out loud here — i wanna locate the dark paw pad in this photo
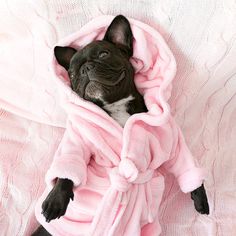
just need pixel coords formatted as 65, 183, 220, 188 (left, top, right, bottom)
191, 184, 210, 215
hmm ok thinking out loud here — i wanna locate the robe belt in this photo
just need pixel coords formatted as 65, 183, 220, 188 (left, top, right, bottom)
109, 158, 154, 192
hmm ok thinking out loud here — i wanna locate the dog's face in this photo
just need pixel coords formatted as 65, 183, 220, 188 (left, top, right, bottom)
55, 15, 136, 107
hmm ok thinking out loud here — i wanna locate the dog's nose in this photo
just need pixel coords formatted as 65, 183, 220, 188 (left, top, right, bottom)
85, 64, 94, 71
81, 63, 95, 75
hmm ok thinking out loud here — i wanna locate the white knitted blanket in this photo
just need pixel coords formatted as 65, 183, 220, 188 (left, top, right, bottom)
0, 1, 235, 235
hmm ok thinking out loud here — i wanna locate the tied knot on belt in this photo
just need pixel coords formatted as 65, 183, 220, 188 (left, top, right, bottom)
109, 158, 154, 192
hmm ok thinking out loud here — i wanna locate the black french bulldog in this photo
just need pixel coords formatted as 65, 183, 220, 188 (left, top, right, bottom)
32, 15, 209, 236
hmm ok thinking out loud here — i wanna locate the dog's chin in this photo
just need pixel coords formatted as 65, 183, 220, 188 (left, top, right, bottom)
83, 81, 106, 107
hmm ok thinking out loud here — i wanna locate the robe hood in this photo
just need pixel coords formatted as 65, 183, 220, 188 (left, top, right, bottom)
52, 15, 177, 128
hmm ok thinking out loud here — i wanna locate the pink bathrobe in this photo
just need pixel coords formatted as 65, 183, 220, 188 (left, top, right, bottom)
35, 16, 205, 236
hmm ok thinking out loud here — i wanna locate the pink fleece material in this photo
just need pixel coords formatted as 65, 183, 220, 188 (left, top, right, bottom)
35, 15, 206, 236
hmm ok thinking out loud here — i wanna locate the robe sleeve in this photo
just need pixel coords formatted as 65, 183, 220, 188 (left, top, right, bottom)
45, 119, 91, 189
163, 119, 206, 193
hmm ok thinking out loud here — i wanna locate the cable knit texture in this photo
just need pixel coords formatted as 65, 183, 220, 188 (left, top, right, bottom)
0, 1, 236, 235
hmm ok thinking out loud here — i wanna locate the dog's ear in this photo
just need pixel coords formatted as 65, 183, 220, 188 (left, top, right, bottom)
104, 15, 133, 57
54, 46, 77, 70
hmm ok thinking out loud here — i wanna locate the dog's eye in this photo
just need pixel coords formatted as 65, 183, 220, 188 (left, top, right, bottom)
99, 51, 109, 58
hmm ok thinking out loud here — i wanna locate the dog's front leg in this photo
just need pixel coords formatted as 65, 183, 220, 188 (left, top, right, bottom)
41, 178, 74, 222
191, 184, 209, 214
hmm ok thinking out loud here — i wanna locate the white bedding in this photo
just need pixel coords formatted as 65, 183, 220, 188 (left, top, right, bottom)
0, 0, 236, 235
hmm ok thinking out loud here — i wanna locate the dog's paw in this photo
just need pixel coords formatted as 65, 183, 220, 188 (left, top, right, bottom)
41, 186, 74, 223
191, 184, 209, 215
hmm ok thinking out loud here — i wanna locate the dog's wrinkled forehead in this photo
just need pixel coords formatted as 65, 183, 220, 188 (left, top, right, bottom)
70, 40, 123, 65
81, 41, 119, 55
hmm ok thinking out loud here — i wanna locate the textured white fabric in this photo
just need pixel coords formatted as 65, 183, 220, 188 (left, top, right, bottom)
0, 0, 236, 235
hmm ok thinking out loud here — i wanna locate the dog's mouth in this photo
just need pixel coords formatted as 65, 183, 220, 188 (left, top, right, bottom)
71, 69, 127, 107
80, 71, 125, 105
87, 70, 126, 86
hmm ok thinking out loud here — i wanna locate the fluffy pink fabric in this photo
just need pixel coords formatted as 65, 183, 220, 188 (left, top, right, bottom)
35, 16, 205, 235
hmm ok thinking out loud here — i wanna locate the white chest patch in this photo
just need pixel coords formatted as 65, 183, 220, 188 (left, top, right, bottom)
103, 95, 134, 127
